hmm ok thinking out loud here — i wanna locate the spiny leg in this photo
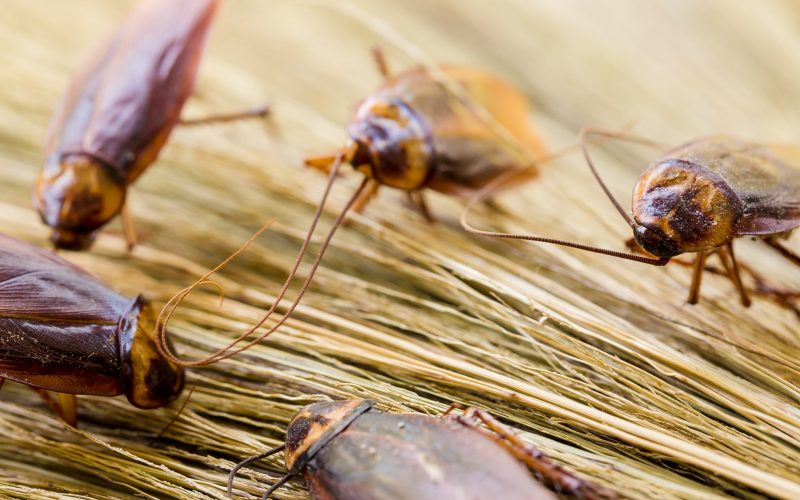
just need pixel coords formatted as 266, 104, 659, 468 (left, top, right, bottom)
717, 243, 751, 307
121, 202, 138, 251
687, 251, 710, 304
449, 406, 615, 499
765, 237, 800, 267
371, 46, 391, 78
179, 105, 269, 126
407, 191, 435, 222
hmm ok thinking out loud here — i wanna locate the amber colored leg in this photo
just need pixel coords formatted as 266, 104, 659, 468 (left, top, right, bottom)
717, 243, 751, 307
686, 251, 709, 304
304, 154, 340, 175
59, 393, 78, 427
34, 389, 78, 426
352, 179, 381, 214
448, 406, 614, 499
179, 105, 269, 126
121, 202, 138, 251
407, 191, 434, 222
0, 378, 4, 391
371, 46, 391, 78
765, 237, 800, 267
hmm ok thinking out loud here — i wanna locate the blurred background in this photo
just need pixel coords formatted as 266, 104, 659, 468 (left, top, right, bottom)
0, 1, 799, 498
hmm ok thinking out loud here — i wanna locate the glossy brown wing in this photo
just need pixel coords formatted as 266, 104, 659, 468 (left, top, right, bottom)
665, 136, 800, 235
305, 411, 554, 500
45, 0, 218, 182
0, 234, 133, 395
375, 66, 546, 196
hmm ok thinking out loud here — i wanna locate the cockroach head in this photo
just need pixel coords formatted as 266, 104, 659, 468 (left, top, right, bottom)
283, 399, 374, 474
348, 97, 434, 190
119, 296, 185, 409
35, 153, 126, 250
632, 159, 743, 256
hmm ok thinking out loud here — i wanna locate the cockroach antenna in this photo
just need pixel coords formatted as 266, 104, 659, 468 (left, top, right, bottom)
157, 149, 369, 366
227, 444, 290, 499
460, 128, 670, 266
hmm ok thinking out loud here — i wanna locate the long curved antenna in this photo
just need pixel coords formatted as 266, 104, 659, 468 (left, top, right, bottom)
227, 444, 287, 498
262, 473, 296, 500
157, 148, 369, 366
460, 128, 670, 266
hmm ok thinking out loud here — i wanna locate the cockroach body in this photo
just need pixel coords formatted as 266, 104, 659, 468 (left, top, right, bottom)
0, 234, 184, 425
228, 400, 615, 500
156, 52, 547, 367
307, 51, 547, 217
463, 132, 800, 306
35, 0, 263, 251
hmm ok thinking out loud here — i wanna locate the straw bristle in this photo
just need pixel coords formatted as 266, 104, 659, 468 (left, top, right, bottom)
0, 0, 799, 499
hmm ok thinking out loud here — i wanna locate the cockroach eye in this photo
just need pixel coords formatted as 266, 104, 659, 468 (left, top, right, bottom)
633, 225, 682, 258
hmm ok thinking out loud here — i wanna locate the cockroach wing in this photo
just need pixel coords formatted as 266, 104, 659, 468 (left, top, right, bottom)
0, 234, 133, 395
305, 411, 555, 500
46, 0, 218, 182
667, 137, 800, 235
376, 66, 546, 196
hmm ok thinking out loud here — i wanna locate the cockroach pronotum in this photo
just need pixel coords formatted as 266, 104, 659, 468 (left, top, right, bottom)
35, 0, 266, 251
462, 130, 800, 307
0, 233, 184, 426
155, 49, 548, 366
227, 400, 616, 499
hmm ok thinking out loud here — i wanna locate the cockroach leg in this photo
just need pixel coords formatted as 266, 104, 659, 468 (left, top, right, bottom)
121, 202, 138, 251
0, 378, 4, 391
179, 105, 269, 127
305, 153, 341, 175
59, 393, 78, 427
687, 251, 710, 305
352, 179, 381, 214
717, 243, 751, 307
34, 389, 78, 426
371, 46, 391, 78
764, 237, 800, 267
448, 406, 616, 499
407, 191, 435, 222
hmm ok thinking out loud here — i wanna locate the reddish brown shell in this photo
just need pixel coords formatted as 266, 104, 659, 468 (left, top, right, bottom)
44, 0, 218, 182
351, 65, 547, 196
0, 234, 134, 395
286, 400, 555, 500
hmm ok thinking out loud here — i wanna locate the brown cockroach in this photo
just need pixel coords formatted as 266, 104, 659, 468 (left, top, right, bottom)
155, 50, 548, 366
305, 48, 548, 219
462, 129, 800, 306
35, 0, 266, 251
227, 400, 616, 500
0, 233, 184, 426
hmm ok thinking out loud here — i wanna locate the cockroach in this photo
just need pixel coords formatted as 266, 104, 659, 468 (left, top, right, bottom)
155, 49, 548, 366
227, 400, 616, 500
461, 129, 800, 306
304, 48, 548, 219
35, 0, 266, 251
0, 233, 184, 426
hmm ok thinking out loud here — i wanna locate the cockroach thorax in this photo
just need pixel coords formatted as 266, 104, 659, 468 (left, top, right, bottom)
284, 399, 374, 473
632, 159, 744, 256
347, 97, 435, 191
119, 296, 185, 409
34, 153, 126, 249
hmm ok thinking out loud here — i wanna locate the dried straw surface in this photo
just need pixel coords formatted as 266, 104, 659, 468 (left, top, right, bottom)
1, 0, 799, 498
